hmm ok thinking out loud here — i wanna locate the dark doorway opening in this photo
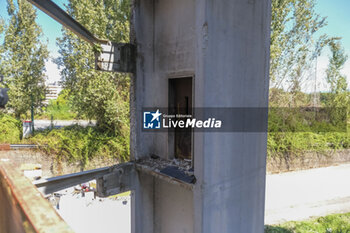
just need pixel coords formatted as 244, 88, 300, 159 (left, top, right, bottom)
168, 77, 193, 160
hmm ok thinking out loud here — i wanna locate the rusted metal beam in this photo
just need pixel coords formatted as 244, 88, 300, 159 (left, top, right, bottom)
26, 0, 136, 73
0, 144, 46, 150
0, 162, 73, 233
34, 160, 194, 197
34, 163, 134, 195
34, 166, 113, 195
27, 0, 107, 45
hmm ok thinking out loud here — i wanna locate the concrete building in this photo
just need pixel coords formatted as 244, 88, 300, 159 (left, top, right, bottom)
44, 82, 63, 105
2, 0, 271, 232
130, 0, 271, 232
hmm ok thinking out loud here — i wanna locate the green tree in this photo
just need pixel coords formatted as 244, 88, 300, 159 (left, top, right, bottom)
1, 0, 48, 118
326, 41, 348, 94
325, 40, 349, 118
55, 0, 130, 135
270, 0, 331, 105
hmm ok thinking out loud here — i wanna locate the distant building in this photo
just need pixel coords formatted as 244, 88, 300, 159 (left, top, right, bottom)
44, 82, 63, 105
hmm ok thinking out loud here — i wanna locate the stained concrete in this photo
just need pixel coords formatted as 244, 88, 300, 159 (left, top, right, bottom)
131, 0, 271, 232
131, 1, 196, 232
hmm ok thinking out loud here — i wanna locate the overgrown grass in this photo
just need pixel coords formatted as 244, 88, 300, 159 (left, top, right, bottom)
27, 125, 130, 168
265, 212, 350, 233
267, 108, 350, 157
0, 113, 22, 143
1, 110, 350, 166
38, 98, 77, 120
267, 131, 350, 157
0, 114, 129, 167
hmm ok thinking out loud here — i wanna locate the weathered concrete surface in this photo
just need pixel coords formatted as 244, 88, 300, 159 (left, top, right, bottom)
265, 163, 350, 224
131, 0, 196, 232
154, 180, 193, 233
193, 0, 271, 233
131, 0, 271, 232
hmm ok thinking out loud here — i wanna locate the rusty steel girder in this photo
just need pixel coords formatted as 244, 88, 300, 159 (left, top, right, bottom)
0, 163, 73, 233
26, 0, 135, 73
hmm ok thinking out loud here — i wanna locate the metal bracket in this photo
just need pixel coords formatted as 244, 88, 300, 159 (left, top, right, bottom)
34, 160, 194, 197
34, 166, 110, 195
95, 43, 136, 73
96, 163, 135, 197
34, 164, 128, 195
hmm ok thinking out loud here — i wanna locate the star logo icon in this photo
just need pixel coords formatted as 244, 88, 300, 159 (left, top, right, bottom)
150, 109, 162, 122
143, 109, 162, 129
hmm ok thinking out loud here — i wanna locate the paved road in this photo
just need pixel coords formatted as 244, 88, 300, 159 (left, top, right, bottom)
55, 189, 130, 233
34, 120, 96, 130
56, 163, 350, 230
5, 144, 349, 228
265, 163, 350, 224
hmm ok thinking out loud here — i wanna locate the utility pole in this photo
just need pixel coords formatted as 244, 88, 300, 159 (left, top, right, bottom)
31, 94, 34, 133
313, 56, 318, 107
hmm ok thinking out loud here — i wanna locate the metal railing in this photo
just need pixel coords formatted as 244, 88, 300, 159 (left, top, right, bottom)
0, 163, 73, 233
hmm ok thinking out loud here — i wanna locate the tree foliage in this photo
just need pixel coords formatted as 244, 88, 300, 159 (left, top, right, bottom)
270, 0, 333, 105
1, 0, 48, 118
325, 40, 349, 122
55, 0, 130, 135
326, 41, 348, 98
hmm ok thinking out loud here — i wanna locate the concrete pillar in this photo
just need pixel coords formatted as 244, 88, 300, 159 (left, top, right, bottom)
130, 0, 271, 232
193, 0, 271, 232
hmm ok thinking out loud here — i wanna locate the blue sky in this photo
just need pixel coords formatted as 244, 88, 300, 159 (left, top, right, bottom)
0, 0, 349, 90
315, 0, 350, 55
313, 0, 350, 92
0, 0, 67, 83
0, 0, 66, 56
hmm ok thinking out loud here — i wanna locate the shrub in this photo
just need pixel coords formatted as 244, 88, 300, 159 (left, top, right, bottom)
38, 90, 77, 120
28, 125, 129, 168
0, 113, 22, 143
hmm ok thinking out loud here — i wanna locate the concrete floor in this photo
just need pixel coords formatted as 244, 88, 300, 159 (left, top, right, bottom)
265, 163, 350, 224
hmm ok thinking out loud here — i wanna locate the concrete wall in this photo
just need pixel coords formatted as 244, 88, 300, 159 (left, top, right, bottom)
154, 180, 193, 233
193, 0, 271, 232
132, 0, 196, 160
131, 0, 271, 232
131, 0, 195, 232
